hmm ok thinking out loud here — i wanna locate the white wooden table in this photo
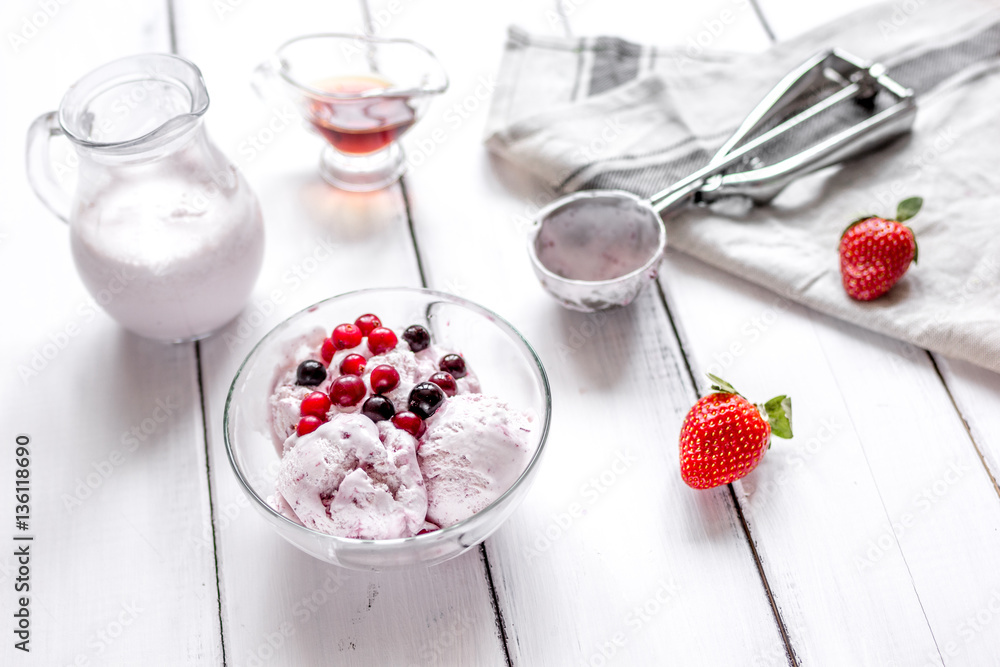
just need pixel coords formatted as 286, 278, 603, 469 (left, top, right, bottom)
5, 0, 1000, 665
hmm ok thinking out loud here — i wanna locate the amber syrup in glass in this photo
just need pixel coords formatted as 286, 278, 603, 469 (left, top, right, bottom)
307, 76, 416, 155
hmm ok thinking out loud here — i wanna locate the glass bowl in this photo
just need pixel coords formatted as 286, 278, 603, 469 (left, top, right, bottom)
224, 288, 551, 570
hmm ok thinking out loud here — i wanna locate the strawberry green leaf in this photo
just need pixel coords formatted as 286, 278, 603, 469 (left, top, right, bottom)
912, 236, 919, 265
896, 196, 923, 222
762, 395, 793, 439
706, 374, 739, 396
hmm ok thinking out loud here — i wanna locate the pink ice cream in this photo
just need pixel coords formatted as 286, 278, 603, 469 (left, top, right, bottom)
419, 394, 535, 528
268, 327, 327, 450
266, 322, 534, 539
273, 414, 427, 539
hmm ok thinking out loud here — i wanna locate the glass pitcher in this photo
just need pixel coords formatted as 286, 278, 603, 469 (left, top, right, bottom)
26, 54, 264, 342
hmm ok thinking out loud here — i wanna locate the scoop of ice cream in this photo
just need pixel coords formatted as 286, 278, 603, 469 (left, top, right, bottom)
273, 413, 426, 539
418, 394, 535, 527
270, 383, 313, 450
270, 491, 304, 526
268, 327, 328, 447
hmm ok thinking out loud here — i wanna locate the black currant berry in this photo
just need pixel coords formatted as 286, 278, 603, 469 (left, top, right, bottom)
402, 325, 431, 352
439, 354, 467, 378
296, 360, 327, 386
408, 382, 446, 419
362, 395, 396, 423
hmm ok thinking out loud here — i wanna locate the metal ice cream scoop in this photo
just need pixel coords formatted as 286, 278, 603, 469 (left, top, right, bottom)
528, 49, 916, 312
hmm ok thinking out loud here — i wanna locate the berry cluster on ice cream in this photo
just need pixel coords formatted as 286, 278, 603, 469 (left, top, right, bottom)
267, 312, 536, 540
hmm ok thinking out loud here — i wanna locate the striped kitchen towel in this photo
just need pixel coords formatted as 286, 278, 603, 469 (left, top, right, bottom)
485, 0, 1000, 374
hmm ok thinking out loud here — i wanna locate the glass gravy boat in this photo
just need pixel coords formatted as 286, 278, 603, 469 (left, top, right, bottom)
254, 34, 448, 191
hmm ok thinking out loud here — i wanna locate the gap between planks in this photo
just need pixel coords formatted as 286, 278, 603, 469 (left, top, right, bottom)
635, 14, 788, 653
398, 172, 516, 666
927, 353, 1000, 502
664, 2, 1000, 661
755, 0, 1000, 590
498, 1, 796, 662
169, 0, 517, 663
748, 0, 777, 42
751, 0, 1000, 508
166, 0, 228, 662
195, 340, 230, 667
572, 0, 1000, 663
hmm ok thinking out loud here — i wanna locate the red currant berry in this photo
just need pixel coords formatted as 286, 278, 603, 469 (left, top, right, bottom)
329, 375, 367, 407
370, 364, 401, 394
392, 411, 426, 438
320, 338, 336, 364
428, 372, 457, 397
296, 415, 324, 436
339, 353, 367, 376
332, 323, 363, 350
300, 391, 332, 418
355, 313, 382, 336
368, 327, 398, 355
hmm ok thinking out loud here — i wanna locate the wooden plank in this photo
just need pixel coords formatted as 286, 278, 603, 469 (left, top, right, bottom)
0, 1, 223, 664
381, 1, 791, 663
661, 244, 1000, 664
737, 3, 1000, 663
170, 1, 509, 664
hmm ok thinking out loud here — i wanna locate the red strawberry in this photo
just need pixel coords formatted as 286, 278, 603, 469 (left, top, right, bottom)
839, 196, 921, 301
679, 375, 792, 490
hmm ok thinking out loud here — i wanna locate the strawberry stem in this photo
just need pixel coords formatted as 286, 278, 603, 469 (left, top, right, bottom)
706, 374, 740, 397
707, 374, 792, 440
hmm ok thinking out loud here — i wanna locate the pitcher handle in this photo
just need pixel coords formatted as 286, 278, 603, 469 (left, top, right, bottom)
26, 111, 72, 223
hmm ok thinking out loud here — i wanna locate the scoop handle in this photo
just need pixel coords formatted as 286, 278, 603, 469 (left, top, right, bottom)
26, 111, 72, 223
649, 178, 702, 216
